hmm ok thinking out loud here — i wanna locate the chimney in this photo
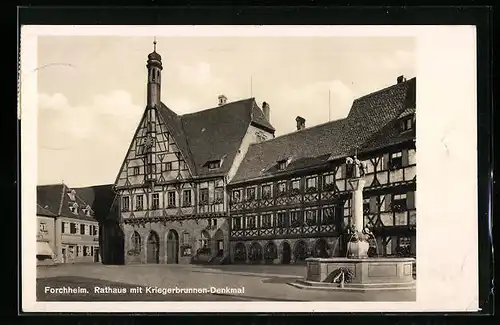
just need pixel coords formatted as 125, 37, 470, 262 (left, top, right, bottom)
397, 75, 406, 84
296, 116, 306, 131
218, 94, 227, 106
262, 101, 270, 122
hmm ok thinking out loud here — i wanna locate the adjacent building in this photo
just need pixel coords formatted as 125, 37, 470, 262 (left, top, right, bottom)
114, 46, 275, 264
36, 183, 117, 264
227, 77, 417, 264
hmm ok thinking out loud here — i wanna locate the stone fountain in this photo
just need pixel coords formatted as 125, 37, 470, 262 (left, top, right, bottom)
290, 155, 416, 292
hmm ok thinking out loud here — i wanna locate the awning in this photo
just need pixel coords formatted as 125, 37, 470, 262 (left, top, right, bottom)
37, 241, 54, 257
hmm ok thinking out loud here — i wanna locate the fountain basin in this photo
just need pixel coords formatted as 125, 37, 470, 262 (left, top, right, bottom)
289, 257, 416, 292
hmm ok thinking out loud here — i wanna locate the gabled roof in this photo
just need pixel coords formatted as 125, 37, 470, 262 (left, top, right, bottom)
157, 98, 275, 178
230, 77, 416, 184
72, 184, 118, 222
37, 183, 116, 222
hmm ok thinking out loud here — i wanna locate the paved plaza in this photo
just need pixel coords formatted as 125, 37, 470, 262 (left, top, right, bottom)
36, 263, 416, 302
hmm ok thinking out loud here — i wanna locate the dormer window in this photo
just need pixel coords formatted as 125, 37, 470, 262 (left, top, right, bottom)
277, 159, 289, 170
70, 202, 79, 215
68, 189, 76, 201
82, 205, 92, 217
207, 160, 221, 170
401, 116, 414, 132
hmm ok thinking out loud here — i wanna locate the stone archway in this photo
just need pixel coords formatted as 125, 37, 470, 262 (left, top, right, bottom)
199, 230, 211, 254
312, 238, 329, 258
166, 229, 179, 264
264, 241, 278, 264
293, 240, 308, 264
234, 242, 246, 263
249, 242, 263, 264
146, 231, 159, 264
213, 229, 224, 257
281, 241, 292, 264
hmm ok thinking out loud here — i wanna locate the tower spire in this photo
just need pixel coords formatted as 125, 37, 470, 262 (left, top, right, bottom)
153, 36, 157, 52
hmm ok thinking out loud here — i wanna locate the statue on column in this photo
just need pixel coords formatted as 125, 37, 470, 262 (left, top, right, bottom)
345, 155, 372, 258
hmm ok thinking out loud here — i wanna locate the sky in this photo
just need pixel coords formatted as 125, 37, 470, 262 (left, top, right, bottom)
37, 36, 415, 187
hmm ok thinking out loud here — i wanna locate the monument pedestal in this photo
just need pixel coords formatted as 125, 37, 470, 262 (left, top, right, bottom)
289, 257, 416, 292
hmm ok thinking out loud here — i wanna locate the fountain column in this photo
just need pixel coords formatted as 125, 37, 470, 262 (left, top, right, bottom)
346, 156, 369, 259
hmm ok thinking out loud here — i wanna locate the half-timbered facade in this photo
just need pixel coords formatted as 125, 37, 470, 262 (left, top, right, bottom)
114, 46, 275, 264
228, 76, 416, 265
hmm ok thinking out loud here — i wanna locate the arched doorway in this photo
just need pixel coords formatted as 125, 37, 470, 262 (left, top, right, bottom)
234, 242, 246, 263
294, 240, 308, 264
249, 242, 263, 264
264, 242, 277, 264
213, 229, 224, 257
281, 241, 291, 264
313, 238, 329, 258
166, 230, 179, 264
146, 231, 159, 264
199, 230, 211, 255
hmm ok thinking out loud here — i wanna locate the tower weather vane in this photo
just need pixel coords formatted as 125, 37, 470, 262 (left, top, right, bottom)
153, 37, 157, 51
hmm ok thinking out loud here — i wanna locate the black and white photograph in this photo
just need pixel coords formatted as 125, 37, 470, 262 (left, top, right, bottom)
21, 25, 478, 313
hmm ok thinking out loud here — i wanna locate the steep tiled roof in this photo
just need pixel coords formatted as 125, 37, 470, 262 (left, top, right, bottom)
37, 183, 116, 222
37, 203, 57, 217
230, 78, 416, 184
158, 98, 275, 178
73, 184, 118, 222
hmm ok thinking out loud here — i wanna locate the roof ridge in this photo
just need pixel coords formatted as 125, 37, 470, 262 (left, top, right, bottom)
354, 77, 415, 102
57, 183, 66, 216
252, 117, 348, 146
180, 97, 254, 117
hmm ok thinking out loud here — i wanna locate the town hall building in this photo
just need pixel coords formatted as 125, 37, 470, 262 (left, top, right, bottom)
113, 42, 275, 264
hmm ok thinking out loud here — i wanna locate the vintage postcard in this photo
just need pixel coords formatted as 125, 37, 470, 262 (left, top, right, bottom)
20, 25, 478, 313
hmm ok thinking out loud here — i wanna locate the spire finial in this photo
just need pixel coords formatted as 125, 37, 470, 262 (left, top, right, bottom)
153, 37, 157, 52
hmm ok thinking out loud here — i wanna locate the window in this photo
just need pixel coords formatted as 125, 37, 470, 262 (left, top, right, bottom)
246, 187, 256, 201
83, 246, 89, 257
70, 203, 79, 215
84, 206, 92, 217
262, 184, 272, 199
136, 195, 144, 211
76, 246, 81, 256
277, 212, 286, 227
80, 224, 85, 235
152, 193, 160, 210
401, 117, 413, 132
323, 173, 334, 189
321, 206, 336, 225
199, 189, 209, 205
390, 152, 403, 170
208, 161, 221, 169
122, 196, 130, 211
306, 177, 317, 190
182, 233, 190, 244
232, 217, 241, 230
39, 222, 47, 233
290, 210, 302, 227
363, 198, 370, 214
261, 214, 273, 228
92, 225, 99, 236
167, 192, 176, 208
232, 190, 241, 203
213, 219, 218, 227
70, 223, 77, 234
277, 160, 287, 170
305, 209, 318, 226
277, 181, 287, 194
291, 179, 300, 190
145, 163, 156, 174
215, 187, 224, 203
392, 193, 407, 212
133, 167, 140, 175
162, 162, 172, 172
247, 216, 256, 229
62, 222, 69, 234
183, 190, 192, 207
